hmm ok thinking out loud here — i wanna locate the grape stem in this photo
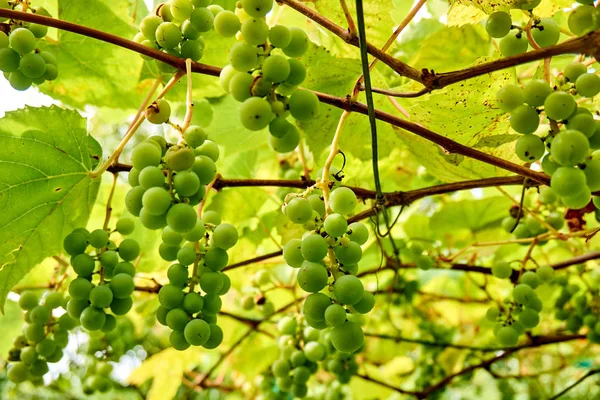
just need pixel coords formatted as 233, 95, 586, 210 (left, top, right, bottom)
338, 0, 357, 35
524, 16, 551, 82
319, 110, 350, 212
102, 172, 119, 231
181, 58, 194, 134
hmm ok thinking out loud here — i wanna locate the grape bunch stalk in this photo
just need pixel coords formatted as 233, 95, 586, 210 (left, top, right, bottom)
216, 0, 319, 152
0, 2, 58, 90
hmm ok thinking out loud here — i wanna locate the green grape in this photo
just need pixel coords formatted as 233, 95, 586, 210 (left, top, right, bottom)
110, 296, 133, 315
184, 319, 211, 345
140, 15, 162, 40
173, 170, 201, 197
567, 113, 595, 138
203, 210, 222, 225
515, 0, 541, 9
184, 219, 206, 242
286, 58, 307, 86
272, 359, 291, 377
565, 62, 587, 82
166, 308, 189, 331
0, 48, 20, 72
80, 307, 106, 331
523, 79, 552, 107
207, 4, 224, 15
347, 222, 368, 245
181, 20, 201, 40
191, 155, 217, 184
561, 186, 591, 209
541, 154, 558, 176
43, 64, 58, 81
486, 11, 512, 38
19, 291, 39, 310
544, 91, 577, 121
146, 99, 172, 125
115, 217, 135, 235
203, 293, 222, 314
241, 0, 273, 17
486, 306, 500, 322
277, 316, 297, 335
304, 341, 325, 362
520, 271, 540, 288
176, 247, 196, 265
532, 18, 560, 47
0, 31, 7, 48
128, 167, 140, 187
269, 25, 291, 48
551, 130, 589, 166
19, 53, 46, 79
293, 366, 311, 384
66, 298, 88, 319
139, 208, 168, 229
140, 187, 170, 216
195, 140, 220, 162
211, 223, 238, 249
330, 321, 364, 353
262, 55, 291, 83
583, 159, 600, 191
20, 345, 38, 364
415, 254, 434, 270
499, 33, 528, 57
159, 284, 185, 309
8, 70, 32, 90
110, 273, 135, 299
203, 247, 228, 271
170, 0, 193, 20
329, 187, 357, 215
203, 324, 224, 349
492, 260, 512, 279
303, 293, 331, 322
307, 194, 325, 216
334, 242, 362, 265
182, 126, 206, 149
170, 330, 191, 350
71, 253, 94, 276
298, 261, 328, 292
288, 90, 318, 120
513, 283, 536, 306
510, 105, 539, 134
69, 277, 92, 300
333, 275, 364, 305
219, 274, 231, 295
576, 72, 600, 97
180, 39, 204, 61
131, 141, 162, 169
27, 23, 48, 39
323, 213, 347, 238
269, 117, 292, 138
7, 362, 29, 383
515, 134, 544, 162
539, 187, 558, 204
190, 7, 214, 33
9, 28, 36, 54
496, 325, 518, 346
30, 305, 51, 324
545, 211, 563, 230
166, 264, 188, 287
283, 27, 309, 57
301, 234, 328, 262
269, 124, 300, 152
183, 292, 204, 314
87, 229, 108, 249
325, 304, 346, 327
285, 197, 313, 224
89, 285, 113, 308
518, 308, 540, 329
58, 313, 78, 331
24, 322, 45, 342
241, 17, 269, 45
239, 97, 273, 130
283, 239, 304, 268
214, 10, 240, 37
219, 64, 237, 94
155, 22, 182, 49
568, 5, 599, 36
200, 270, 225, 293
100, 313, 117, 332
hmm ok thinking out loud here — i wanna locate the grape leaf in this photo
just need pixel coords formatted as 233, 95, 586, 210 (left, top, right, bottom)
0, 106, 100, 312
430, 196, 512, 233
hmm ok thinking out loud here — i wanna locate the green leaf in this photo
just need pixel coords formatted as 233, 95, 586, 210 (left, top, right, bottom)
450, 0, 521, 13
0, 106, 100, 311
38, 0, 145, 109
0, 300, 24, 355
430, 196, 512, 233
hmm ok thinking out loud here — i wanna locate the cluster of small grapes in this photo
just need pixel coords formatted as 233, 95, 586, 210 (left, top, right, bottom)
81, 360, 114, 395
134, 0, 219, 72
156, 216, 237, 351
485, 1, 558, 57
239, 269, 276, 317
126, 126, 218, 231
6, 291, 77, 384
396, 240, 436, 271
552, 274, 600, 344
216, 0, 319, 152
62, 220, 139, 332
87, 316, 139, 360
281, 186, 374, 354
486, 262, 554, 346
0, 4, 58, 90
497, 62, 600, 210
501, 188, 564, 239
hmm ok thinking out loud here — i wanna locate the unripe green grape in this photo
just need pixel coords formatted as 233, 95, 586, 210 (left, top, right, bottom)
139, 207, 168, 229
325, 303, 346, 327
277, 316, 297, 335
181, 20, 201, 40
567, 113, 595, 138
486, 11, 512, 38
515, 0, 541, 9
170, 330, 191, 350
88, 285, 113, 309
345, 222, 368, 246
203, 210, 221, 226
86, 229, 108, 249
333, 275, 364, 305
545, 91, 577, 121
513, 283, 536, 306
486, 306, 500, 322
288, 89, 319, 120
561, 186, 591, 209
0, 31, 6, 48
170, 0, 193, 20
536, 266, 553, 282
510, 105, 539, 134
576, 72, 600, 97
283, 239, 304, 268
176, 246, 196, 265
203, 323, 223, 349
568, 5, 599, 36
523, 79, 551, 107
262, 54, 291, 83
146, 98, 171, 124
132, 141, 162, 169
110, 296, 133, 315
499, 33, 528, 57
142, 187, 171, 216
415, 254, 433, 270
272, 359, 291, 377
551, 130, 589, 166
159, 284, 185, 310
286, 58, 307, 86
518, 308, 540, 329
190, 7, 214, 33
8, 362, 29, 383
19, 291, 39, 310
43, 64, 58, 81
140, 15, 162, 40
283, 27, 309, 57
541, 153, 558, 175
241, 0, 273, 17
191, 155, 217, 184
211, 223, 238, 249
329, 187, 357, 215
269, 116, 292, 138
203, 293, 222, 314
165, 146, 195, 172
184, 318, 211, 345
30, 305, 51, 324
520, 271, 540, 289
298, 261, 328, 292
204, 247, 229, 271
69, 277, 92, 300
532, 18, 560, 47
166, 308, 189, 331
301, 234, 328, 262
155, 22, 182, 49
182, 126, 206, 149
19, 53, 46, 79
515, 134, 544, 162
214, 10, 241, 37
331, 321, 364, 353
165, 204, 196, 233
80, 307, 106, 331
207, 4, 224, 15
285, 197, 313, 224
303, 292, 330, 322
539, 186, 557, 204
182, 292, 203, 314
496, 325, 518, 346
8, 70, 32, 90
269, 124, 300, 152
229, 71, 254, 102
293, 366, 310, 384
101, 314, 117, 332
492, 260, 512, 279
219, 64, 237, 93
10, 28, 36, 54
240, 97, 273, 130
180, 39, 204, 61
115, 217, 135, 236
324, 213, 348, 237
583, 159, 600, 191
241, 17, 269, 45
0, 48, 20, 72
269, 25, 291, 48
334, 242, 362, 265
564, 62, 587, 82
110, 273, 135, 299
173, 170, 201, 197
157, 49, 179, 73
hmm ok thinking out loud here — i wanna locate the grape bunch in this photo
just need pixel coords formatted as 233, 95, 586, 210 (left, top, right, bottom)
486, 262, 553, 346
281, 186, 374, 354
239, 268, 276, 317
156, 216, 237, 351
134, 0, 218, 73
484, 2, 559, 57
81, 360, 114, 395
126, 128, 219, 231
63, 221, 139, 332
496, 62, 600, 210
6, 291, 77, 384
501, 188, 564, 240
0, 5, 58, 90
216, 0, 319, 152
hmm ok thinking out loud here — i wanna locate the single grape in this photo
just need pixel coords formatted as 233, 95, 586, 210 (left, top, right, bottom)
183, 125, 206, 148
110, 296, 133, 315
544, 91, 577, 121
80, 307, 106, 331
303, 293, 331, 322
329, 187, 357, 215
286, 197, 313, 224
496, 325, 519, 346
298, 261, 328, 292
170, 330, 191, 350
184, 319, 211, 345
536, 266, 554, 281
89, 285, 113, 309
330, 321, 364, 353
191, 154, 217, 184
173, 170, 200, 197
269, 125, 300, 152
166, 308, 189, 331
523, 79, 552, 107
510, 105, 539, 134
203, 324, 224, 349
241, 0, 273, 17
583, 159, 600, 191
110, 273, 135, 299
170, 0, 193, 20
551, 166, 588, 195
515, 134, 545, 162
141, 187, 171, 216
334, 242, 362, 265
283, 27, 309, 57
19, 53, 46, 79
567, 113, 595, 138
286, 58, 307, 86
195, 140, 220, 162
288, 90, 319, 121
301, 234, 328, 262
9, 28, 36, 54
325, 303, 346, 327
155, 22, 181, 49
513, 283, 536, 306
486, 11, 512, 38
8, 362, 29, 383
131, 141, 162, 169
333, 275, 364, 305
190, 7, 214, 33
0, 48, 20, 72
211, 223, 238, 249
139, 207, 168, 230
115, 217, 135, 235
564, 62, 587, 82
69, 277, 93, 300
241, 17, 269, 45
239, 97, 273, 130
561, 186, 591, 209
324, 213, 348, 237
262, 55, 290, 83
214, 10, 240, 37
499, 33, 528, 57
576, 73, 600, 97
532, 18, 560, 47
269, 25, 292, 48
8, 70, 32, 91
568, 5, 598, 36
145, 99, 171, 124
140, 15, 162, 40
180, 39, 204, 61
551, 130, 589, 166
19, 291, 39, 310
492, 260, 512, 279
